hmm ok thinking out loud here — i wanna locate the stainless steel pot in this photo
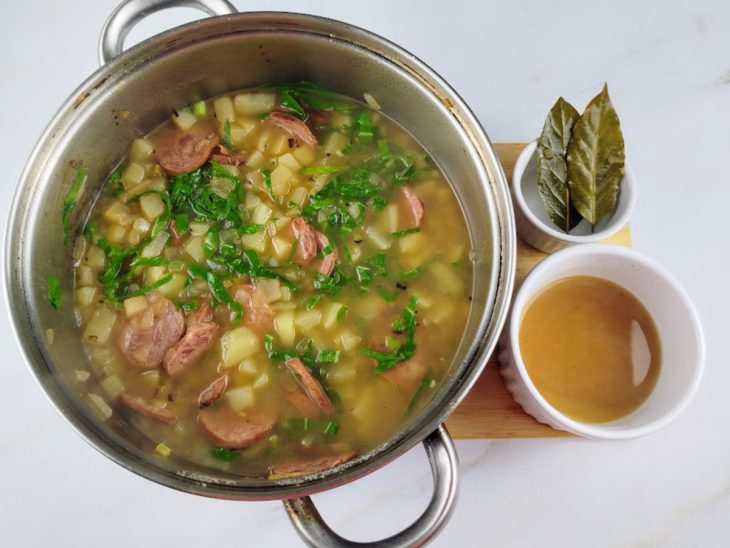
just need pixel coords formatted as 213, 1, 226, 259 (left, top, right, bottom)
4, 0, 515, 545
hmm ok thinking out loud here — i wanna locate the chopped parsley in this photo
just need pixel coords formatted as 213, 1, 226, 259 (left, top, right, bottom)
222, 119, 234, 149
48, 275, 62, 309
106, 164, 125, 196
280, 90, 306, 119
211, 447, 238, 462
62, 166, 87, 244
391, 228, 420, 238
365, 294, 418, 374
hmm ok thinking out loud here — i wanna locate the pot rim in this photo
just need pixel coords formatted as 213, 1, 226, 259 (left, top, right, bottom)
4, 10, 516, 499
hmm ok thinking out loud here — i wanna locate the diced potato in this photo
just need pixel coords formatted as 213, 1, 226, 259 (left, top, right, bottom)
241, 230, 267, 253
292, 145, 316, 165
83, 307, 117, 346
189, 222, 210, 236
328, 365, 356, 382
133, 217, 151, 234
221, 327, 259, 367
76, 265, 94, 287
253, 373, 269, 391
351, 388, 375, 421
226, 386, 255, 412
382, 204, 399, 234
234, 92, 276, 115
430, 261, 465, 295
287, 186, 307, 208
84, 245, 106, 270
365, 226, 391, 250
274, 310, 296, 346
429, 300, 456, 324
245, 150, 265, 169
87, 393, 113, 420
237, 359, 258, 375
270, 236, 292, 261
330, 112, 353, 129
130, 138, 154, 161
154, 443, 171, 458
122, 162, 145, 186
145, 265, 166, 285
245, 188, 262, 209
323, 302, 345, 330
156, 272, 187, 298
76, 286, 97, 307
337, 330, 362, 351
398, 232, 427, 255
277, 152, 301, 171
270, 164, 293, 197
230, 119, 257, 147
106, 223, 127, 244
294, 309, 322, 331
210, 176, 235, 197
252, 203, 273, 225
103, 201, 135, 226
139, 192, 165, 221
214, 96, 235, 124
75, 369, 90, 382
354, 294, 387, 320
127, 230, 143, 246
256, 278, 282, 302
172, 109, 197, 130
100, 374, 124, 399
322, 131, 349, 156
268, 132, 290, 156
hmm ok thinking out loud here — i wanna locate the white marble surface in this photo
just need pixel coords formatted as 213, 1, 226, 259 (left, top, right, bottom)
1, 0, 728, 546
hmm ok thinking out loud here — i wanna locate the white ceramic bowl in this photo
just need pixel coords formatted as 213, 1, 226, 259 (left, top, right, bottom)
512, 141, 637, 253
497, 244, 704, 439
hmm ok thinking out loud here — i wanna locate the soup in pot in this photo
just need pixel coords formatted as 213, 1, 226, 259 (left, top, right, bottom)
70, 83, 472, 477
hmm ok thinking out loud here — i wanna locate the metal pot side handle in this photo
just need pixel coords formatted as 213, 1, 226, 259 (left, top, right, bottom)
98, 0, 238, 65
283, 425, 460, 548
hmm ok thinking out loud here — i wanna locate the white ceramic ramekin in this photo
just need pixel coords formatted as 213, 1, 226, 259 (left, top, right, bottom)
497, 244, 704, 439
512, 141, 637, 253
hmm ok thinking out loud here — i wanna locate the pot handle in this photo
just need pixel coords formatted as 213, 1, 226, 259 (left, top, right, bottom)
283, 425, 459, 547
98, 0, 238, 65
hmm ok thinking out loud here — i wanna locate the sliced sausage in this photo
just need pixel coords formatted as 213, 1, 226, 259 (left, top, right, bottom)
198, 373, 229, 408
186, 300, 214, 326
379, 333, 428, 392
231, 284, 275, 336
117, 295, 185, 369
211, 144, 246, 165
291, 217, 318, 266
269, 453, 355, 478
162, 321, 219, 377
399, 186, 424, 229
198, 409, 274, 449
155, 125, 220, 175
315, 231, 337, 276
285, 358, 333, 414
286, 389, 321, 417
119, 392, 176, 423
270, 112, 317, 146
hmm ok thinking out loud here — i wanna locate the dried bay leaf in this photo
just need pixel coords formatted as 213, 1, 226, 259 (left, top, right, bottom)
567, 84, 625, 226
536, 97, 581, 232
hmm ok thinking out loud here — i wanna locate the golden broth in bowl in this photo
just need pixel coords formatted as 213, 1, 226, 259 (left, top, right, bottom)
519, 275, 661, 423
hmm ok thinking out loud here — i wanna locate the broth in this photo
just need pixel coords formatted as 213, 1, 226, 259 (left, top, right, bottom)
72, 84, 473, 477
519, 276, 661, 423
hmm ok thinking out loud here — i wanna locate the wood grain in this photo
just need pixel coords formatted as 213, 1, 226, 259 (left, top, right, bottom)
445, 143, 633, 439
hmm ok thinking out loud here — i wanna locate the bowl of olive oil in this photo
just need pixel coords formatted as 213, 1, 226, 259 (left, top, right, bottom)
498, 244, 704, 439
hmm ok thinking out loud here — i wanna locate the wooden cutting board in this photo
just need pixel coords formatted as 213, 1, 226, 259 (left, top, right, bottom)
445, 143, 632, 439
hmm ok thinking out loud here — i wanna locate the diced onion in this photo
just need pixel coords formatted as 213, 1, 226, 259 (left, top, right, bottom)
141, 230, 169, 258
87, 393, 113, 420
